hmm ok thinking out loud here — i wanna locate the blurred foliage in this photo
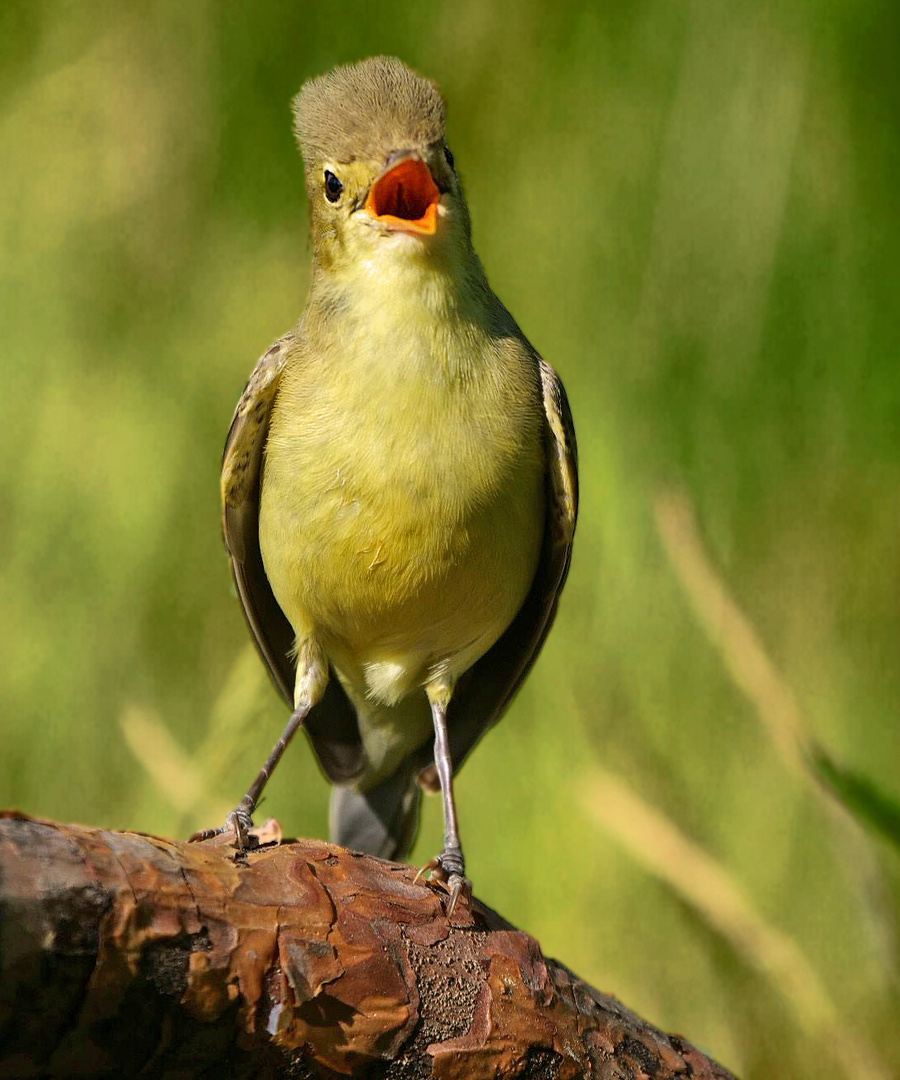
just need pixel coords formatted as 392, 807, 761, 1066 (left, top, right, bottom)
2, 2, 899, 1077
812, 747, 900, 852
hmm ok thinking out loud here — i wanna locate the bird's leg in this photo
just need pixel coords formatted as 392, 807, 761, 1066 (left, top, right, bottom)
418, 687, 471, 915
232, 703, 311, 843
190, 704, 311, 848
191, 638, 328, 849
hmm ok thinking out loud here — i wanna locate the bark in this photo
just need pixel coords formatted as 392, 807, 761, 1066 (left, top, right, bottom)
0, 812, 735, 1079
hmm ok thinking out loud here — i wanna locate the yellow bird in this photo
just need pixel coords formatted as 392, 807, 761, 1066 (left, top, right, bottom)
213, 57, 577, 910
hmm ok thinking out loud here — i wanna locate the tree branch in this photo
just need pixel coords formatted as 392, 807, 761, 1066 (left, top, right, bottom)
0, 812, 735, 1078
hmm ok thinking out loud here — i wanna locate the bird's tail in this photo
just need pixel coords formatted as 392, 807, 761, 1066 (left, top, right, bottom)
329, 757, 422, 861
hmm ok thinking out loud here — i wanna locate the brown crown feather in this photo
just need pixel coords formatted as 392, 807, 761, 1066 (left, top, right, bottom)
293, 56, 446, 171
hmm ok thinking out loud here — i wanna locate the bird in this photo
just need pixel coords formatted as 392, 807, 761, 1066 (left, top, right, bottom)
209, 56, 577, 912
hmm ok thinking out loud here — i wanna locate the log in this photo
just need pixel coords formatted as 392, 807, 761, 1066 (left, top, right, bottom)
0, 812, 735, 1079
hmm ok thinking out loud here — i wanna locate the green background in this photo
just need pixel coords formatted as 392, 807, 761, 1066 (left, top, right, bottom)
2, 2, 899, 1076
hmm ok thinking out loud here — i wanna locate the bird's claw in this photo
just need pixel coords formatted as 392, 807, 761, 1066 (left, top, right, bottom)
226, 806, 254, 849
414, 847, 471, 915
444, 872, 470, 916
189, 802, 261, 850
413, 855, 441, 885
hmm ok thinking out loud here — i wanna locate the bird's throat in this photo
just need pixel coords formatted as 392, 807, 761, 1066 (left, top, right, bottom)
312, 247, 492, 382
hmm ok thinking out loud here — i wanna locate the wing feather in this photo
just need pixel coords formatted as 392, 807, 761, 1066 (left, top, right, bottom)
221, 333, 364, 783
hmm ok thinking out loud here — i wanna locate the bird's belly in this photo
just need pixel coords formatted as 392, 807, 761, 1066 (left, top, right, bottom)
258, 434, 544, 706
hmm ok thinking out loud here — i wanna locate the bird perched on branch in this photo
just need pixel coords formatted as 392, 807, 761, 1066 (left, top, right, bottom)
207, 56, 577, 911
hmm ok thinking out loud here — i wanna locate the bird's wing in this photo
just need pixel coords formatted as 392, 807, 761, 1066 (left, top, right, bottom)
439, 354, 579, 773
221, 332, 365, 783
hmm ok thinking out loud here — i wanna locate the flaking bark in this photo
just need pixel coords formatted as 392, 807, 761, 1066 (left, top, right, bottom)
0, 812, 736, 1079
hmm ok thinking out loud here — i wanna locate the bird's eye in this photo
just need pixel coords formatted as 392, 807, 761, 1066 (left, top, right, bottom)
324, 170, 343, 203
444, 146, 455, 170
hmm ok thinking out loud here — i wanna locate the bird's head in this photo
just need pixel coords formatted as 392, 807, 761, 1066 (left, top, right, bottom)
293, 57, 472, 277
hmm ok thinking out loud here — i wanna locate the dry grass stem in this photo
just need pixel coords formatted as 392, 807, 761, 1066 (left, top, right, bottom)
583, 769, 890, 1080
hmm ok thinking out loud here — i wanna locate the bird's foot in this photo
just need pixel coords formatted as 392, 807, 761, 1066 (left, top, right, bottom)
414, 846, 471, 916
189, 802, 280, 850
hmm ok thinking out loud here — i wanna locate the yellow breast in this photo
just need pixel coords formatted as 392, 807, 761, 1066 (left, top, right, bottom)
258, 275, 545, 706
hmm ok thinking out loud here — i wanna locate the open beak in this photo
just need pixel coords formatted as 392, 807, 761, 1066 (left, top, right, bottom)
365, 156, 440, 235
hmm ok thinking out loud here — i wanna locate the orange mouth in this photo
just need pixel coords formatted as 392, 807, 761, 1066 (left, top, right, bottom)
365, 157, 440, 235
